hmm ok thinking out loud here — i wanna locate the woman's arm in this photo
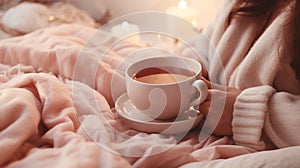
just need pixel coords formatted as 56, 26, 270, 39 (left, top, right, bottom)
200, 82, 300, 150
233, 86, 300, 149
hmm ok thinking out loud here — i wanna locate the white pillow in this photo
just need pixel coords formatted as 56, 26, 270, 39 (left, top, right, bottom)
2, 2, 51, 33
1, 2, 96, 34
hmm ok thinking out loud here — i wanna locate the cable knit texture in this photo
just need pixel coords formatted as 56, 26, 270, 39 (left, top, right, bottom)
232, 86, 275, 150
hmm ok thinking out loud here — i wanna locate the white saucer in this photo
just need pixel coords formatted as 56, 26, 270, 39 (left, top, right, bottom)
115, 93, 203, 134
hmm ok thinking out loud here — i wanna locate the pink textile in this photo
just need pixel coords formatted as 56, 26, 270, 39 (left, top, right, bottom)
0, 24, 255, 168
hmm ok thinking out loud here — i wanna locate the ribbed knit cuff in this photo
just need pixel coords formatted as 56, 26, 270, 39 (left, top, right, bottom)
232, 86, 275, 149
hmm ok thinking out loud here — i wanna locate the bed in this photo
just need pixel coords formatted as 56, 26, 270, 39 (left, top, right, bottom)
0, 1, 299, 168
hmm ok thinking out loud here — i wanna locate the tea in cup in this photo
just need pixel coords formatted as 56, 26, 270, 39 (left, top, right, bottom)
126, 56, 208, 120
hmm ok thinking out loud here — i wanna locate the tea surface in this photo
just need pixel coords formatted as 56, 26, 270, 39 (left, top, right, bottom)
133, 67, 194, 84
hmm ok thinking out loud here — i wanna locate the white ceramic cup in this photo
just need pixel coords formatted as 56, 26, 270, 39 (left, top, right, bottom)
126, 56, 208, 120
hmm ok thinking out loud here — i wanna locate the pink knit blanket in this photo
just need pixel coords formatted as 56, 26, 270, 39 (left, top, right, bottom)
0, 24, 255, 168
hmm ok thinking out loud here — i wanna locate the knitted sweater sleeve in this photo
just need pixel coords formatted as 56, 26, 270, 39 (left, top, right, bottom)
232, 85, 300, 150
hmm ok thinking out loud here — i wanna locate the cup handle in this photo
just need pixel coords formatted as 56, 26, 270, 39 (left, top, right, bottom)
190, 80, 208, 106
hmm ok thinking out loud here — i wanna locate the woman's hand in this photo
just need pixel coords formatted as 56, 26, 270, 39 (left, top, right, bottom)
199, 78, 242, 136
